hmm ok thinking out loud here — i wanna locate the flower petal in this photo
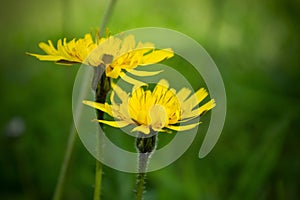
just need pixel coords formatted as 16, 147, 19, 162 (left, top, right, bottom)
28, 33, 98, 65
119, 35, 136, 55
119, 72, 147, 88
182, 99, 216, 119
26, 53, 66, 62
183, 88, 208, 110
166, 122, 201, 131
106, 65, 122, 78
176, 87, 191, 104
149, 104, 168, 131
127, 69, 163, 77
140, 48, 174, 65
82, 100, 113, 116
111, 82, 129, 102
39, 41, 57, 55
131, 125, 150, 134
97, 120, 130, 128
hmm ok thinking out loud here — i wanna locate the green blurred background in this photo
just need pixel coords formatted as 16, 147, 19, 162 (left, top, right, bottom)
1, 0, 300, 199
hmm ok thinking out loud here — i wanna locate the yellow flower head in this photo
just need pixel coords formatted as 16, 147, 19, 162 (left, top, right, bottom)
83, 79, 216, 135
87, 34, 173, 85
28, 33, 174, 84
28, 33, 102, 65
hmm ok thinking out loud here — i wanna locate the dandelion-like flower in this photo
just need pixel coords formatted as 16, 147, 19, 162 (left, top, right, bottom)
28, 33, 173, 84
87, 35, 173, 85
27, 33, 101, 65
83, 79, 216, 134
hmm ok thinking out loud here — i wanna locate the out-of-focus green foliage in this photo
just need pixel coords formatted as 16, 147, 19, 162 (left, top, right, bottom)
1, 0, 299, 199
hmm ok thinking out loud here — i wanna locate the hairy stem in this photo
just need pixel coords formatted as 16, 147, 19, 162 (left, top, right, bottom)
136, 153, 150, 200
136, 132, 157, 200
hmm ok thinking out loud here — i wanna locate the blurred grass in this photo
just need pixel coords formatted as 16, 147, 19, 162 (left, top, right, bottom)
1, 0, 300, 199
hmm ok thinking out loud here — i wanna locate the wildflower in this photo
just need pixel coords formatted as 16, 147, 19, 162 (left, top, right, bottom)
27, 33, 173, 85
27, 33, 101, 65
88, 35, 173, 85
83, 79, 216, 134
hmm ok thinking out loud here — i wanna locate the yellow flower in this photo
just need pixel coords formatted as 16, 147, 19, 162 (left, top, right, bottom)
28, 33, 173, 84
27, 33, 102, 65
83, 79, 216, 134
88, 35, 173, 85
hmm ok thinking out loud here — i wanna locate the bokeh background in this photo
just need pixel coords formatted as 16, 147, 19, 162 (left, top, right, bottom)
1, 0, 299, 199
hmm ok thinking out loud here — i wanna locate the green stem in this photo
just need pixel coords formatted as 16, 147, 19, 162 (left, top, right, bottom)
92, 64, 110, 200
93, 160, 103, 200
135, 132, 157, 200
136, 153, 149, 200
99, 0, 117, 36
136, 172, 146, 200
52, 125, 77, 200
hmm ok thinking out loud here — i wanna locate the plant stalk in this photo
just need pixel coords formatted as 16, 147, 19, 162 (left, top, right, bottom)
92, 63, 110, 200
136, 153, 149, 200
100, 0, 117, 36
93, 159, 103, 200
52, 125, 77, 200
135, 132, 157, 200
